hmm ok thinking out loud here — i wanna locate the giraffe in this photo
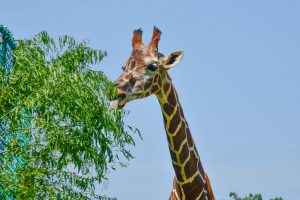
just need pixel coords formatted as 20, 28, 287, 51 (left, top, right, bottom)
111, 27, 215, 200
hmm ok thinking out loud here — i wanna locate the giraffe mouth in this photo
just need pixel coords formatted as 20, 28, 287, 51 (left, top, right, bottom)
117, 95, 127, 108
109, 95, 127, 110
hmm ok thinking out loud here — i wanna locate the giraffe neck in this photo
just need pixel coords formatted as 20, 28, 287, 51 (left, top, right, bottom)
156, 76, 209, 200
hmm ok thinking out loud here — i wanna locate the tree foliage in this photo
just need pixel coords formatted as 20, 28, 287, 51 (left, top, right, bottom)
229, 192, 283, 200
0, 32, 139, 199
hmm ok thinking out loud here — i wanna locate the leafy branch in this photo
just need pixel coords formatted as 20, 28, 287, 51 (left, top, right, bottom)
0, 31, 139, 199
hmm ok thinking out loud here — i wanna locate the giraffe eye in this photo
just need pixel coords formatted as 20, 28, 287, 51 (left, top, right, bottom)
147, 63, 158, 72
121, 66, 125, 71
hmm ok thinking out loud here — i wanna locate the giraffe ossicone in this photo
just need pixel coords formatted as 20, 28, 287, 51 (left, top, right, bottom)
111, 27, 215, 200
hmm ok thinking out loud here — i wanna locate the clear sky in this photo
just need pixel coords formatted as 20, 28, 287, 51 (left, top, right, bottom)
2, 0, 300, 199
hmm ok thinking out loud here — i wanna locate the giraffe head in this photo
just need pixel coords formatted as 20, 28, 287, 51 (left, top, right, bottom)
111, 27, 184, 109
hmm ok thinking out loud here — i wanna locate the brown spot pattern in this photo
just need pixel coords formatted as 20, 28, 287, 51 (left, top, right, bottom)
163, 103, 174, 116
168, 87, 177, 107
144, 79, 152, 90
171, 123, 186, 151
169, 149, 177, 162
179, 143, 189, 164
184, 152, 199, 178
169, 108, 181, 134
163, 82, 171, 93
152, 84, 159, 93
186, 128, 194, 147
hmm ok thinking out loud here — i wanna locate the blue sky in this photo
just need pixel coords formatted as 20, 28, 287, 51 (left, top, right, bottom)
2, 0, 300, 199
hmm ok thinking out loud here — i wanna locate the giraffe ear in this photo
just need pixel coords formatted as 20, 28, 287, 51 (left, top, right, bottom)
163, 51, 184, 69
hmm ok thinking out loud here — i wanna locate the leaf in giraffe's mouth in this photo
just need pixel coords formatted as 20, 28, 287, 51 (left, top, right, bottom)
109, 95, 127, 110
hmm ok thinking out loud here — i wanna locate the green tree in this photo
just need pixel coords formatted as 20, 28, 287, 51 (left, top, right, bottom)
0, 32, 139, 199
229, 192, 283, 200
